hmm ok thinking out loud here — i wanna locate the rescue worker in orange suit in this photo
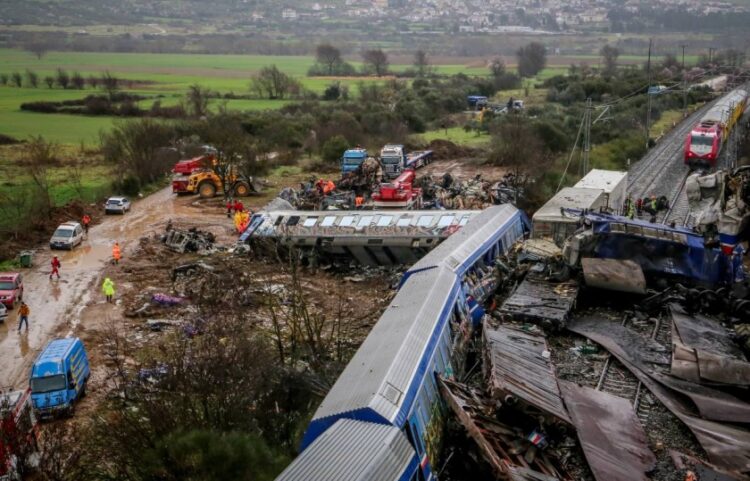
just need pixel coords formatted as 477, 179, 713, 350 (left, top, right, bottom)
323, 180, 335, 195
355, 195, 364, 209
112, 242, 121, 265
82, 214, 91, 235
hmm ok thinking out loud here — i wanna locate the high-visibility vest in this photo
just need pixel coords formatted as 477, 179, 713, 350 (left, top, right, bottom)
355, 196, 364, 207
113, 245, 121, 259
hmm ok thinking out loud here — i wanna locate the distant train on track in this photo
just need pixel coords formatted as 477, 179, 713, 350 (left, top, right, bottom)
275, 205, 529, 481
684, 87, 748, 168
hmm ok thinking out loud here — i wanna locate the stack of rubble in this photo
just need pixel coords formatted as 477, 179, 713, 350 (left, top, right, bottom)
162, 226, 216, 254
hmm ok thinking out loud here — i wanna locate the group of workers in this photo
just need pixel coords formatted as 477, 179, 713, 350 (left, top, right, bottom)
226, 198, 254, 233
622, 194, 669, 220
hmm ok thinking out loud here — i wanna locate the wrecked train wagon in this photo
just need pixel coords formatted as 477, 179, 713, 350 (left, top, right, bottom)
299, 266, 465, 481
280, 205, 529, 481
402, 204, 529, 320
532, 187, 607, 246
240, 209, 480, 266
564, 211, 744, 289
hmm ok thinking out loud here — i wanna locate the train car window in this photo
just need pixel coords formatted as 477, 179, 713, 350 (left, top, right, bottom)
302, 217, 318, 227
320, 216, 336, 227
459, 215, 470, 226
274, 216, 284, 226
339, 216, 355, 227
437, 215, 454, 227
357, 215, 374, 227
376, 215, 393, 227
397, 217, 412, 227
286, 216, 300, 226
417, 215, 434, 227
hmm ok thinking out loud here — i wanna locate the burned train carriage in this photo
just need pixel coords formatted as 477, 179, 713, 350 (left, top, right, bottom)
275, 205, 528, 481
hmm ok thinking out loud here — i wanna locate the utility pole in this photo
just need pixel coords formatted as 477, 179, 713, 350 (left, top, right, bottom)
709, 47, 716, 64
645, 38, 653, 148
582, 97, 592, 175
681, 44, 688, 117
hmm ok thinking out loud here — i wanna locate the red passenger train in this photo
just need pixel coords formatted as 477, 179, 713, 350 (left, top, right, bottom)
684, 87, 748, 168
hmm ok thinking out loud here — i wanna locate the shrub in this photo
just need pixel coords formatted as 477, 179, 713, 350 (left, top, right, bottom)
321, 135, 349, 165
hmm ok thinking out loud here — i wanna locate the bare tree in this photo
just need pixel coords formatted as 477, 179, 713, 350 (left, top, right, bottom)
600, 44, 620, 77
413, 49, 432, 77
25, 69, 38, 88
0, 188, 31, 239
87, 74, 99, 89
362, 49, 389, 77
25, 41, 48, 60
55, 68, 70, 89
11, 71, 22, 87
249, 65, 301, 99
100, 71, 119, 99
316, 44, 342, 75
35, 422, 86, 481
43, 75, 55, 88
186, 84, 211, 118
100, 119, 176, 185
24, 136, 56, 219
71, 71, 85, 89
488, 115, 553, 206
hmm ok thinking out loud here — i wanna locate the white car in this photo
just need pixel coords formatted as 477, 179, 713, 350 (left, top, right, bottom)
50, 222, 84, 250
105, 196, 131, 215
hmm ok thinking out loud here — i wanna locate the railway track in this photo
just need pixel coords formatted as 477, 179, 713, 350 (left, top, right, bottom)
594, 313, 670, 424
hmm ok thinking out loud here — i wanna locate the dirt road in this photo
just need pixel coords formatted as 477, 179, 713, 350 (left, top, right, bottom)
0, 187, 231, 389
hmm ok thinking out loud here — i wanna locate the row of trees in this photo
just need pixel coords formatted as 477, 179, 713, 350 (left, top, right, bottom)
0, 68, 120, 92
310, 42, 548, 79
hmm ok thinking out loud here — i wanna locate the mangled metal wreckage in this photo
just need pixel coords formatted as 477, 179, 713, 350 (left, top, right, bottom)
240, 207, 488, 266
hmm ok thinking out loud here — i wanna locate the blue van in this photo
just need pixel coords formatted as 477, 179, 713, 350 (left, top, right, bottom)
29, 338, 90, 418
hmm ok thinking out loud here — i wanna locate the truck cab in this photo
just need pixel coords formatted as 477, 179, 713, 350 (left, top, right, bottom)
30, 338, 90, 418
341, 148, 368, 174
380, 144, 406, 179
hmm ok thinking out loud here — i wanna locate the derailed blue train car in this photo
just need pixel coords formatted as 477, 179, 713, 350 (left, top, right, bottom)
576, 211, 744, 287
274, 205, 528, 481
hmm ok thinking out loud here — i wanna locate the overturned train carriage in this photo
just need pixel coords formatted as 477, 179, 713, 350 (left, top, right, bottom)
240, 209, 481, 266
275, 205, 528, 481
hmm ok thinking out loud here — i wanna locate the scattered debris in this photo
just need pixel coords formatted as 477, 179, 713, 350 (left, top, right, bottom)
568, 315, 750, 475
151, 293, 187, 306
438, 377, 572, 480
497, 272, 578, 331
162, 227, 216, 253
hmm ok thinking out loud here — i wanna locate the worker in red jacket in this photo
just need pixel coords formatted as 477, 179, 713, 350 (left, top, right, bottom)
50, 256, 61, 279
234, 200, 244, 213
226, 198, 234, 218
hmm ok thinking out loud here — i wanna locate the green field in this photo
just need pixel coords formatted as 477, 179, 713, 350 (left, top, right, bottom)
0, 48, 590, 144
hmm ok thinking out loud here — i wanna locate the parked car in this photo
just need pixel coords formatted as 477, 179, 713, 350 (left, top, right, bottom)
0, 273, 23, 309
30, 338, 90, 418
49, 222, 84, 250
0, 303, 7, 323
105, 196, 131, 214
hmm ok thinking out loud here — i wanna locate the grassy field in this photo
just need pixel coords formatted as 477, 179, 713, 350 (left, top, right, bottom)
0, 48, 568, 145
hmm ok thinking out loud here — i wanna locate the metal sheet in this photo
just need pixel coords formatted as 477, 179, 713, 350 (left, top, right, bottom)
581, 258, 647, 294
671, 304, 750, 386
568, 317, 750, 474
484, 325, 571, 424
559, 381, 655, 481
